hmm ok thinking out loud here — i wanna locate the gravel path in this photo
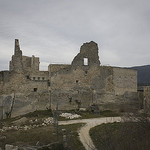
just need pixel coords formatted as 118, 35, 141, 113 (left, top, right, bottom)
59, 117, 121, 150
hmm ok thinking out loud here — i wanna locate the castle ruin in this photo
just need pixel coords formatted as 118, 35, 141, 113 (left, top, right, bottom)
0, 39, 138, 117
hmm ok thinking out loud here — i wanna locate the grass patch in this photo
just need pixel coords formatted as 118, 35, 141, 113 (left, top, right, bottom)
1, 126, 56, 148
139, 112, 150, 117
3, 109, 120, 123
90, 122, 121, 150
58, 110, 120, 121
0, 123, 85, 150
78, 110, 120, 119
59, 123, 85, 150
90, 117, 150, 150
23, 109, 53, 118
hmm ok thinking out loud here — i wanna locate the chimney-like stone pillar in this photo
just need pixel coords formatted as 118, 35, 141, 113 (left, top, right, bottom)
11, 39, 23, 72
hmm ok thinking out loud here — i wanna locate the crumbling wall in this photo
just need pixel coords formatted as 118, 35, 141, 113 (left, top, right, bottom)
49, 42, 114, 109
0, 71, 49, 96
31, 55, 39, 71
0, 91, 50, 118
0, 71, 10, 84
0, 39, 50, 117
22, 56, 31, 70
22, 56, 39, 73
50, 41, 102, 92
49, 41, 138, 110
0, 71, 49, 118
0, 40, 139, 115
71, 41, 100, 68
10, 39, 23, 72
48, 64, 71, 76
10, 40, 40, 74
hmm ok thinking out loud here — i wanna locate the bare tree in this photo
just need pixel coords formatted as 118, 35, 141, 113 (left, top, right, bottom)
5, 92, 15, 118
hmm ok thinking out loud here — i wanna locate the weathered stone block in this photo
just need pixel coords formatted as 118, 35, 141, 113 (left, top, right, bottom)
5, 144, 18, 150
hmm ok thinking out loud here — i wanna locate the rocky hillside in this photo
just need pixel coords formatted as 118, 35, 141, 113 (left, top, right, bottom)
130, 65, 150, 86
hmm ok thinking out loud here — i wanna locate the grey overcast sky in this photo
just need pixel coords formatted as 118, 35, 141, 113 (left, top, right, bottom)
0, 0, 150, 71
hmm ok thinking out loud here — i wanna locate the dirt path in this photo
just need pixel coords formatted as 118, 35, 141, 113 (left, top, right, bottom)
59, 117, 121, 150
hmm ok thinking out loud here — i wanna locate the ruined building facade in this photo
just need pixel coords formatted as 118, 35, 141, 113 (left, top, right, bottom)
0, 40, 138, 117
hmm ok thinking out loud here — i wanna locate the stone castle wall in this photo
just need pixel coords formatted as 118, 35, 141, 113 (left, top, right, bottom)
30, 71, 49, 81
0, 40, 139, 117
113, 67, 137, 95
10, 55, 39, 74
48, 64, 71, 76
22, 55, 39, 73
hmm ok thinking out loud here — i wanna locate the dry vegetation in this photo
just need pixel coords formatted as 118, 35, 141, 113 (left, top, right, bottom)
0, 109, 121, 149
0, 110, 85, 150
90, 114, 150, 150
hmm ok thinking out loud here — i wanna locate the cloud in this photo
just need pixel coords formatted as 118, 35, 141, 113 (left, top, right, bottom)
0, 0, 150, 70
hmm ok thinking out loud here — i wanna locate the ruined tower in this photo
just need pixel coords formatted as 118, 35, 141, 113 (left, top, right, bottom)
71, 41, 100, 68
10, 39, 23, 72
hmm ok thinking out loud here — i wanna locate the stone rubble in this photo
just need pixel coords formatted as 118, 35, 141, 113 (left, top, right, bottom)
59, 113, 81, 119
0, 117, 54, 133
44, 117, 53, 125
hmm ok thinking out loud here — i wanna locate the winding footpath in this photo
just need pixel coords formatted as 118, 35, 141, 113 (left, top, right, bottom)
59, 117, 121, 150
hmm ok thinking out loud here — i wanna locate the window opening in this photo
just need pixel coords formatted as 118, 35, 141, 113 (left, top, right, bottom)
34, 88, 37, 92
84, 58, 88, 65
48, 80, 50, 86
69, 97, 72, 103
26, 76, 30, 79
85, 71, 88, 76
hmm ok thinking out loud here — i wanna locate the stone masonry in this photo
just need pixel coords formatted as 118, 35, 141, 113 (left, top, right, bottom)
0, 40, 138, 118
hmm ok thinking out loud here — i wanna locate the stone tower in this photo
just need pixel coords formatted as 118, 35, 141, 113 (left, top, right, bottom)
10, 39, 23, 72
